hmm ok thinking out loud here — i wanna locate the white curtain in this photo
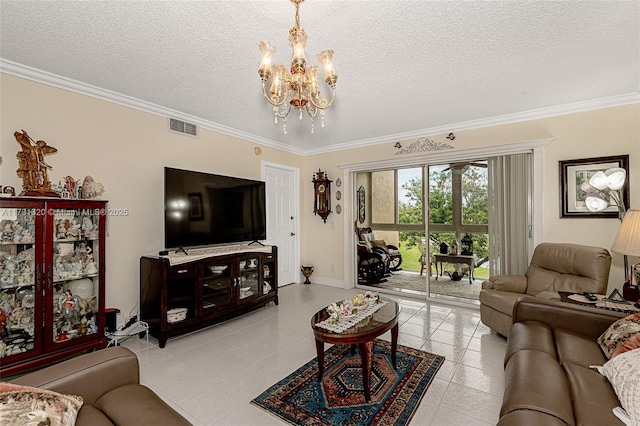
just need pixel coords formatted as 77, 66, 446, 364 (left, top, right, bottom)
487, 153, 531, 276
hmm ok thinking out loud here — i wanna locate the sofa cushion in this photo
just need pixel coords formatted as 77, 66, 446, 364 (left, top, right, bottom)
497, 409, 567, 426
597, 312, 640, 359
525, 266, 559, 295
596, 348, 640, 426
95, 384, 190, 426
370, 239, 388, 251
555, 328, 608, 367
479, 289, 525, 316
0, 382, 83, 426
502, 350, 574, 425
563, 362, 622, 426
76, 404, 115, 425
504, 321, 556, 366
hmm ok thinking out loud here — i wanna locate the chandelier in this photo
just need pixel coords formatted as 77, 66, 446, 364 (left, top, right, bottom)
258, 0, 337, 134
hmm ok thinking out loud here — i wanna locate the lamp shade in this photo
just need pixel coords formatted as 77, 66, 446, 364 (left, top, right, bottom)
611, 209, 640, 257
589, 171, 609, 190
605, 168, 626, 190
585, 196, 609, 212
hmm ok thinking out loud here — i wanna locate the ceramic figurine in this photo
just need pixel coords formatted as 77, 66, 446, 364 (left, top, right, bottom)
85, 258, 98, 276
61, 290, 76, 316
1, 220, 14, 242
67, 219, 81, 238
20, 228, 32, 243
82, 216, 95, 235
81, 175, 105, 199
88, 316, 98, 334
12, 222, 23, 243
56, 219, 69, 240
14, 130, 58, 195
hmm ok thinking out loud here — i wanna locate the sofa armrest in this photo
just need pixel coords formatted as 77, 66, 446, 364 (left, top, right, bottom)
11, 347, 140, 405
482, 275, 528, 293
513, 298, 627, 338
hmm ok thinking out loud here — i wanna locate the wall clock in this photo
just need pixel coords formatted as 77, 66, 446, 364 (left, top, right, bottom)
312, 169, 332, 223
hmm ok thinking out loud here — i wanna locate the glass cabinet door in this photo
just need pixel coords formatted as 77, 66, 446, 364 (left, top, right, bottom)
0, 203, 42, 361
49, 206, 102, 346
238, 256, 260, 301
202, 261, 233, 312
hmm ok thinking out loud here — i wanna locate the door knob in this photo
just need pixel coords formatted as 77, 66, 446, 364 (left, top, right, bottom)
290, 233, 296, 236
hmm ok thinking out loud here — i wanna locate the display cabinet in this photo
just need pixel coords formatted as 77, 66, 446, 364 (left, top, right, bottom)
0, 197, 107, 375
140, 246, 278, 347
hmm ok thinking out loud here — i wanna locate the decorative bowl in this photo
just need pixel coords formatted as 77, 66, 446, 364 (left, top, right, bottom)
167, 307, 188, 323
208, 265, 228, 274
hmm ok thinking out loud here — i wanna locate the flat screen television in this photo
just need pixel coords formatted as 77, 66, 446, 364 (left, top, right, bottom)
164, 167, 266, 249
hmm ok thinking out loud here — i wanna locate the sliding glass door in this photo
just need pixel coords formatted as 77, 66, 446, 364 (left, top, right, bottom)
354, 152, 532, 305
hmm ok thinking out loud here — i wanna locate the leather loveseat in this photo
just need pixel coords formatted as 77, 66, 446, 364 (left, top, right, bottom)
10, 346, 191, 425
480, 242, 612, 336
498, 298, 626, 425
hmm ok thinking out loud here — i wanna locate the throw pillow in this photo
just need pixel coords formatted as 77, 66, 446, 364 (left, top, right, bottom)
361, 233, 374, 243
596, 348, 640, 426
356, 243, 372, 254
598, 312, 640, 359
370, 240, 389, 252
0, 382, 83, 426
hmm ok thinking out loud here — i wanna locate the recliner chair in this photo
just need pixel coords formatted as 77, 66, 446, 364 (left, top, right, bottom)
479, 242, 612, 337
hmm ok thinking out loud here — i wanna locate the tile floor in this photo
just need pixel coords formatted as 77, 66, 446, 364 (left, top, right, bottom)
121, 283, 506, 425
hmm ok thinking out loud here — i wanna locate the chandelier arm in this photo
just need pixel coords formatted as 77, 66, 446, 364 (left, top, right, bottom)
275, 103, 292, 119
307, 87, 336, 110
305, 103, 318, 117
261, 81, 290, 107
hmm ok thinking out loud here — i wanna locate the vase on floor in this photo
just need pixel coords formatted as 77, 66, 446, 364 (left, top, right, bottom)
301, 266, 314, 284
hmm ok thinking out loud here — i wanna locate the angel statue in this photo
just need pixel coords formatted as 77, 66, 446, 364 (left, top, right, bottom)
15, 130, 59, 196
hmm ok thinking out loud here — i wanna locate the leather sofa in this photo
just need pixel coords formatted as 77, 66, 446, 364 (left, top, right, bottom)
498, 298, 626, 425
480, 242, 612, 336
10, 346, 191, 425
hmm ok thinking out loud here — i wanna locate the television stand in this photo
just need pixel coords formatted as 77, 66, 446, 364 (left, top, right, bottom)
248, 240, 265, 246
174, 247, 189, 255
140, 246, 278, 347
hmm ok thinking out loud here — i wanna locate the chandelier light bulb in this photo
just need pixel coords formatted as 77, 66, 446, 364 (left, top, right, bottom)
257, 0, 337, 133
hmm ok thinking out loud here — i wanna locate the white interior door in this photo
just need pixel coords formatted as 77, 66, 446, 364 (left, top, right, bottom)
263, 163, 299, 286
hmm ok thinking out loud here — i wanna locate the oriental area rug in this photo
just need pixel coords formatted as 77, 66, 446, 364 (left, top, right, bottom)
251, 339, 444, 426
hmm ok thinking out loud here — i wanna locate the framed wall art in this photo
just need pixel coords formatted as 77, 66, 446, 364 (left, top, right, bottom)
559, 155, 629, 218
358, 186, 366, 223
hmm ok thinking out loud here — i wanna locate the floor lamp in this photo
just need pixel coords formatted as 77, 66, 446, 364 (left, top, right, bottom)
611, 209, 640, 302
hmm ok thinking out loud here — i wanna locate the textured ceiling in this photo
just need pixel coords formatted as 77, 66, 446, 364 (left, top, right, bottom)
1, 1, 639, 154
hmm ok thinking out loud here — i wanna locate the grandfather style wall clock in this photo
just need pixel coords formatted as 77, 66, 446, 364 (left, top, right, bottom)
312, 169, 332, 223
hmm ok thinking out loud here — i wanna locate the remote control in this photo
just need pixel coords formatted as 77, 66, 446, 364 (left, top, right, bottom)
583, 292, 597, 301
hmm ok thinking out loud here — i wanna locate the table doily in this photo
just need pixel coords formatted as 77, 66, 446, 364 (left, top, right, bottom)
315, 300, 388, 333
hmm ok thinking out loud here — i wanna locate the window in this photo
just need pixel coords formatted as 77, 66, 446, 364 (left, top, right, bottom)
371, 168, 423, 226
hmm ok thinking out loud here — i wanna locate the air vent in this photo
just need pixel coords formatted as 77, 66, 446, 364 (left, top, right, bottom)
169, 118, 198, 137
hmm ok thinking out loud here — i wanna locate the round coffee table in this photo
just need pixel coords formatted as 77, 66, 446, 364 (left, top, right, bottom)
310, 299, 400, 402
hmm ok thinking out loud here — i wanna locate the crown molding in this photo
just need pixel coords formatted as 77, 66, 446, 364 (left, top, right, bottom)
0, 59, 306, 156
2, 59, 637, 157
311, 92, 640, 155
